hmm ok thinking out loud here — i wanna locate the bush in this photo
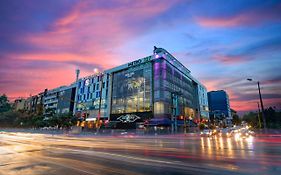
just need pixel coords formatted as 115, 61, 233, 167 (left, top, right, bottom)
199, 123, 205, 130
0, 111, 22, 127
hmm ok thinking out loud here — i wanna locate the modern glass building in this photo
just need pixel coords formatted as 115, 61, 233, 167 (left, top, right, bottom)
207, 90, 232, 125
103, 47, 209, 126
73, 47, 209, 127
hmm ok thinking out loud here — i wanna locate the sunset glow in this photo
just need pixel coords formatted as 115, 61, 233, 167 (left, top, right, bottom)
0, 0, 281, 114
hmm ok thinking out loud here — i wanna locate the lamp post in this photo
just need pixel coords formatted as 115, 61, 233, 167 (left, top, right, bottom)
247, 79, 267, 129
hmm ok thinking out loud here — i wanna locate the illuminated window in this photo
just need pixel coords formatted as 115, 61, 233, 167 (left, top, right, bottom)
154, 102, 164, 114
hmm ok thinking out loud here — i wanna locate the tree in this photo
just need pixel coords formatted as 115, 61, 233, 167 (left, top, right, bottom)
0, 94, 11, 113
0, 111, 21, 127
264, 107, 281, 128
242, 112, 260, 128
232, 114, 241, 125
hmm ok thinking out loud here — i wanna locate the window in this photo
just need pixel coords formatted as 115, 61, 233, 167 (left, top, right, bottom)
111, 63, 152, 114
96, 91, 100, 98
96, 84, 99, 90
154, 102, 164, 114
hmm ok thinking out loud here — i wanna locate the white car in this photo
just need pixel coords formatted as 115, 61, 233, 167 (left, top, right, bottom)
200, 129, 212, 137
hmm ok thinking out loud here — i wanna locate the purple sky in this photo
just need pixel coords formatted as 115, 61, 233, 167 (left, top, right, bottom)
0, 0, 281, 113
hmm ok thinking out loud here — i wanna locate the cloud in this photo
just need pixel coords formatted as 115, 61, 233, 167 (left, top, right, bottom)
0, 0, 179, 100
196, 2, 281, 27
211, 36, 281, 65
212, 54, 249, 65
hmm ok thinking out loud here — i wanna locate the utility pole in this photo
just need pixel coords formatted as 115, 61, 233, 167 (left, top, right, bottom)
247, 79, 267, 130
257, 81, 267, 129
257, 102, 262, 129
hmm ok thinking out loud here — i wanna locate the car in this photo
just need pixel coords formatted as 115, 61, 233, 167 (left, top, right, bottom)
219, 128, 233, 137
200, 129, 212, 137
239, 129, 255, 138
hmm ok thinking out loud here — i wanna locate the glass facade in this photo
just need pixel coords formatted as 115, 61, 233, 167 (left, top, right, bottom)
153, 58, 196, 119
75, 74, 109, 119
111, 62, 152, 115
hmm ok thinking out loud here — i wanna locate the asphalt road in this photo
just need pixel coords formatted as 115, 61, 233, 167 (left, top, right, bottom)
0, 131, 281, 175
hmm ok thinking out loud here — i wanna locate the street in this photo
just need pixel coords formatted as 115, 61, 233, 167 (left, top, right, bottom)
0, 131, 281, 175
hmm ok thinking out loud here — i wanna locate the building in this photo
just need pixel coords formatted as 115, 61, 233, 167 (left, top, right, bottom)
23, 96, 32, 112
72, 47, 209, 128
207, 90, 232, 125
197, 84, 209, 120
57, 85, 76, 114
74, 73, 110, 121
43, 84, 76, 116
14, 98, 26, 111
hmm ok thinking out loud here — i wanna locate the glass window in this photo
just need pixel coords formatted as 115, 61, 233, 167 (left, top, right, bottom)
111, 62, 152, 114
96, 91, 100, 98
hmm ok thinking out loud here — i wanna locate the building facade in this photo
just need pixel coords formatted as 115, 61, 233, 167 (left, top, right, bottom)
207, 90, 232, 125
74, 73, 110, 120
57, 85, 76, 114
14, 98, 26, 111
197, 84, 209, 120
101, 47, 209, 126
43, 85, 76, 116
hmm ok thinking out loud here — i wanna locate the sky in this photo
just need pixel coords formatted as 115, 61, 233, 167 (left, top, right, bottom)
0, 0, 281, 114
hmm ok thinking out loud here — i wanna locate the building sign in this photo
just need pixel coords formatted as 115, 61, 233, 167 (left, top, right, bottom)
117, 114, 140, 123
85, 79, 90, 86
127, 56, 152, 67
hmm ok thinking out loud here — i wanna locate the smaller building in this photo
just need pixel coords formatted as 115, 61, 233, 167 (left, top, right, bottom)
14, 98, 26, 111
24, 96, 32, 112
57, 85, 76, 114
208, 90, 232, 125
74, 73, 110, 121
43, 85, 76, 116
197, 84, 209, 120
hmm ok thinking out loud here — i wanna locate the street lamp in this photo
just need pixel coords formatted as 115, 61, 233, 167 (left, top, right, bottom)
247, 78, 267, 129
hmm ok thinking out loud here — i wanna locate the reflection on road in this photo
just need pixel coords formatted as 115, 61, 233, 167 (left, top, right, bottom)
0, 131, 281, 175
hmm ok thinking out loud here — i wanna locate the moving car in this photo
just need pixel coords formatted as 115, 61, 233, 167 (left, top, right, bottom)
200, 129, 213, 137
